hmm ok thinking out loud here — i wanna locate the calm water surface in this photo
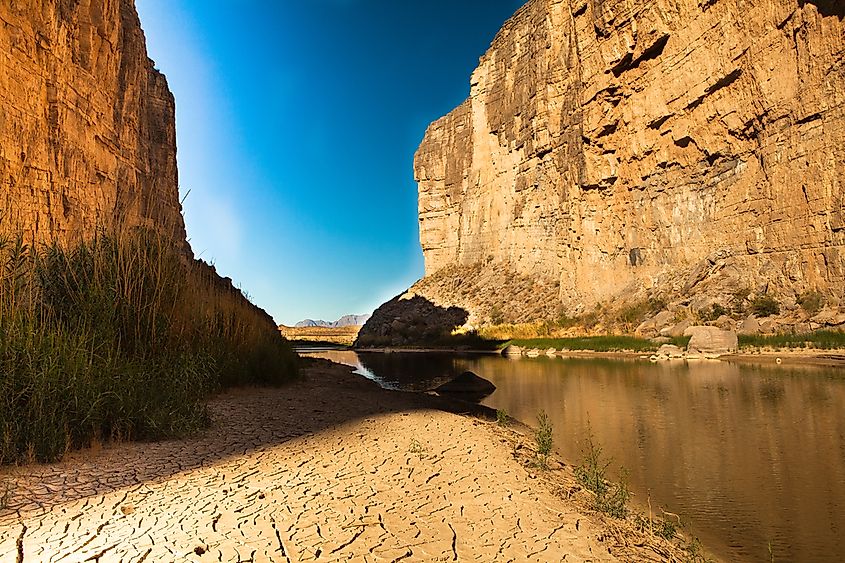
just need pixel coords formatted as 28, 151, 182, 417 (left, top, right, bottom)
306, 350, 845, 563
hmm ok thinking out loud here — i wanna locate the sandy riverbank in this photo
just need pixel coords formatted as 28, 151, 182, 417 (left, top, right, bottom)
1, 359, 696, 562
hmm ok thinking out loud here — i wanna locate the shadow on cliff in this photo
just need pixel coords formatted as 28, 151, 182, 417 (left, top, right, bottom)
354, 293, 499, 349
800, 0, 844, 18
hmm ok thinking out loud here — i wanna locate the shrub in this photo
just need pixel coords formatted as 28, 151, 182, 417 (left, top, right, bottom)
698, 303, 729, 322
0, 228, 298, 465
731, 288, 751, 314
496, 409, 510, 427
575, 428, 630, 518
618, 301, 651, 326
751, 295, 781, 317
535, 411, 554, 465
634, 513, 680, 540
617, 297, 667, 329
490, 306, 505, 325
554, 307, 580, 329
798, 291, 825, 315
596, 469, 630, 519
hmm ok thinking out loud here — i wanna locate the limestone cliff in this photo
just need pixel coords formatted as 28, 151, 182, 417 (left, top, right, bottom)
410, 0, 845, 324
0, 0, 186, 245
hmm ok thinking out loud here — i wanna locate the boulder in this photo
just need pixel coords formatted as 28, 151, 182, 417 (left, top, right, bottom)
545, 347, 557, 357
501, 345, 524, 357
684, 326, 738, 356
811, 308, 845, 327
662, 319, 692, 338
738, 315, 760, 335
525, 348, 541, 358
713, 315, 734, 330
636, 310, 675, 337
435, 371, 496, 401
656, 344, 685, 358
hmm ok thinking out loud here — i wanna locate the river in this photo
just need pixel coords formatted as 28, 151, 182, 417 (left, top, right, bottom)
304, 349, 845, 562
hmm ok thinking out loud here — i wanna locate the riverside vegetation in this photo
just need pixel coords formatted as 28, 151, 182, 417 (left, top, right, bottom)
533, 418, 711, 561
0, 227, 297, 465
477, 292, 845, 353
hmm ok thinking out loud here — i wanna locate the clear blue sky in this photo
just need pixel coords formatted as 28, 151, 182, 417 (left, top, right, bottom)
135, 0, 526, 325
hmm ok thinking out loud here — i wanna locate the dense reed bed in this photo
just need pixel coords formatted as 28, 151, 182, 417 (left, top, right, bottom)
0, 228, 297, 465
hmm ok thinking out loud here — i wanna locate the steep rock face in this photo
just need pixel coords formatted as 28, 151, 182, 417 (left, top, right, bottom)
0, 0, 186, 245
412, 0, 845, 323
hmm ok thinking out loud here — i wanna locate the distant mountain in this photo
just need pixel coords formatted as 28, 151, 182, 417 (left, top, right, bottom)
294, 314, 370, 328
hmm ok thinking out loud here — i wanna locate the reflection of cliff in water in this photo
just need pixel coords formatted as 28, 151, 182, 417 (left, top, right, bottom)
356, 352, 461, 391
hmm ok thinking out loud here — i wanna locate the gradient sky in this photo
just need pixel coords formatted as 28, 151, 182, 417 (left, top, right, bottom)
135, 0, 526, 325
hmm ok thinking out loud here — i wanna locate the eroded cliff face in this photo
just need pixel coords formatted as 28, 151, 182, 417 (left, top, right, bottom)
0, 0, 186, 245
412, 0, 845, 323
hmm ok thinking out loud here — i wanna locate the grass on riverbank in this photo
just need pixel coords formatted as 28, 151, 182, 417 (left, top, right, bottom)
503, 335, 690, 352
0, 228, 297, 465
738, 330, 845, 350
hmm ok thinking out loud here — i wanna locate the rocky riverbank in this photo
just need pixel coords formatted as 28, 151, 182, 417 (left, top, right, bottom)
0, 358, 702, 561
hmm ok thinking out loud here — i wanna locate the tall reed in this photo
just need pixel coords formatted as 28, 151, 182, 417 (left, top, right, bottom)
0, 227, 297, 464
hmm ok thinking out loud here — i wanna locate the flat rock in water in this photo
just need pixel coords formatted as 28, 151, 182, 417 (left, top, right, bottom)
435, 371, 496, 396
656, 344, 685, 358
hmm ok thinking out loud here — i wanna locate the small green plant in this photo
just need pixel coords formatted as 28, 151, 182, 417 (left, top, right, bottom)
576, 430, 611, 496
575, 428, 630, 518
0, 479, 11, 511
490, 306, 505, 325
496, 409, 510, 427
798, 290, 825, 315
409, 438, 426, 458
751, 295, 781, 317
684, 537, 715, 563
633, 512, 679, 540
534, 411, 554, 467
655, 515, 679, 540
596, 468, 630, 518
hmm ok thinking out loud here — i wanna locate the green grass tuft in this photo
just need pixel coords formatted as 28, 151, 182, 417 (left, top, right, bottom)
738, 330, 845, 350
496, 409, 510, 427
506, 336, 663, 352
575, 427, 630, 518
534, 411, 553, 464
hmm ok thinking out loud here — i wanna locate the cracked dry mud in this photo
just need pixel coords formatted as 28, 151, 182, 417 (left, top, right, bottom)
0, 360, 624, 562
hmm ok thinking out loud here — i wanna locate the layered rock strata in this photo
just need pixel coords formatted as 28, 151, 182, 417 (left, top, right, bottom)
0, 0, 186, 245
410, 0, 845, 324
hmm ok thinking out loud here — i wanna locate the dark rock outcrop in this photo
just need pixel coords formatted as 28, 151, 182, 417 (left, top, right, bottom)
355, 293, 469, 348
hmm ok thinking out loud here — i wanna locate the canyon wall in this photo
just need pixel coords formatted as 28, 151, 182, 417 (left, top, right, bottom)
410, 0, 844, 324
0, 0, 186, 245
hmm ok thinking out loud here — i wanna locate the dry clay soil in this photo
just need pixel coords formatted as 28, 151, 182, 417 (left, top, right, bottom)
0, 359, 680, 562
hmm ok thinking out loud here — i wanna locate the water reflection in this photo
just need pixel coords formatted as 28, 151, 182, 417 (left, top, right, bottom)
306, 350, 845, 563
